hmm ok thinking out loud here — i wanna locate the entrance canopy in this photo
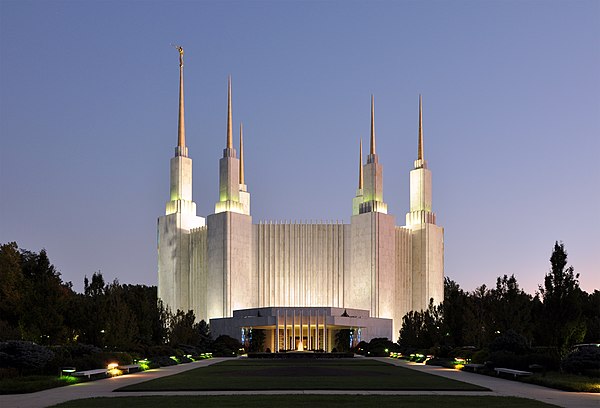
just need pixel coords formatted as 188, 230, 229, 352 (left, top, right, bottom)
210, 306, 392, 352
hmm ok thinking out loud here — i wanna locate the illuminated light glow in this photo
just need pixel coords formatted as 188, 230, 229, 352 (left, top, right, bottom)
107, 363, 122, 377
60, 375, 79, 384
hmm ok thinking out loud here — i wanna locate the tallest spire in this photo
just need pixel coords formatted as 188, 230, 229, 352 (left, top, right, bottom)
176, 45, 186, 155
227, 76, 233, 150
418, 94, 424, 161
370, 95, 376, 155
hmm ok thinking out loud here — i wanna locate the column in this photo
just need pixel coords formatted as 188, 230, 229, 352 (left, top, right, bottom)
276, 309, 280, 353
324, 312, 328, 352
292, 309, 295, 350
284, 309, 287, 350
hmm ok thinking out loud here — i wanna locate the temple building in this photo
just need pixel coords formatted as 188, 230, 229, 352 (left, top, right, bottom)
157, 49, 444, 351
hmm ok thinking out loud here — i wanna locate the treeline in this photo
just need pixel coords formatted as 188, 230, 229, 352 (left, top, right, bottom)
398, 242, 599, 366
0, 242, 216, 353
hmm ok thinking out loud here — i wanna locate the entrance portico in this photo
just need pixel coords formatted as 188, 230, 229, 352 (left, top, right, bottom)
210, 307, 392, 352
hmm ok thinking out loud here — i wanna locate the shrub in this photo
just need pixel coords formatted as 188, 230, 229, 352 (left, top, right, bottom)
150, 356, 178, 367
488, 350, 526, 370
489, 330, 530, 354
562, 346, 600, 376
146, 345, 178, 357
211, 335, 243, 357
0, 341, 54, 373
526, 348, 561, 371
471, 349, 489, 364
45, 348, 132, 373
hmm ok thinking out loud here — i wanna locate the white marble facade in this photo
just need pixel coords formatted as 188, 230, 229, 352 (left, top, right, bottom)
157, 64, 443, 340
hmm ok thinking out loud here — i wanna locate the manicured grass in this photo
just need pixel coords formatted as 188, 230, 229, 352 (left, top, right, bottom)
460, 366, 600, 393
521, 371, 600, 393
0, 375, 79, 395
50, 395, 558, 408
118, 359, 488, 391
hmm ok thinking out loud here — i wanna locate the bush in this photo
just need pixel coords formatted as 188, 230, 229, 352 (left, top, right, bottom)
562, 346, 600, 376
211, 335, 243, 357
489, 330, 530, 354
471, 349, 489, 364
526, 348, 561, 371
146, 345, 178, 357
0, 341, 54, 373
487, 350, 526, 370
45, 348, 132, 373
150, 355, 178, 367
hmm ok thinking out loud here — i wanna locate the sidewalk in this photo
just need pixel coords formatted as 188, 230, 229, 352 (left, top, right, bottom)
1, 357, 598, 408
379, 357, 599, 408
0, 358, 227, 408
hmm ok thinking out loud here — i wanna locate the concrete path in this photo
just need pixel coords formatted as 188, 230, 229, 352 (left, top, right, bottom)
379, 358, 599, 408
1, 357, 598, 408
0, 358, 227, 408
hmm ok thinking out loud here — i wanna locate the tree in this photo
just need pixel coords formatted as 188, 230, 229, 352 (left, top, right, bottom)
582, 290, 600, 343
0, 243, 24, 339
196, 320, 212, 351
78, 271, 108, 347
334, 329, 351, 352
488, 275, 533, 342
19, 249, 71, 344
398, 299, 443, 349
538, 242, 586, 355
168, 310, 199, 346
248, 329, 266, 352
104, 281, 138, 350
442, 278, 470, 347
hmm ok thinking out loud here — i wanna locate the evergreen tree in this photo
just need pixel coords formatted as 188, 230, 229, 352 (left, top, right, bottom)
538, 242, 586, 355
489, 274, 533, 342
19, 249, 71, 344
0, 242, 24, 339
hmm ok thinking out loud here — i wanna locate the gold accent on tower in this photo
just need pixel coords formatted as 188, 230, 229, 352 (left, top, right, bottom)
370, 95, 376, 155
175, 45, 186, 152
227, 76, 233, 149
418, 94, 423, 161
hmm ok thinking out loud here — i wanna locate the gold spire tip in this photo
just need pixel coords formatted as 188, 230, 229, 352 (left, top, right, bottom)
418, 94, 424, 161
370, 95, 376, 155
227, 76, 233, 150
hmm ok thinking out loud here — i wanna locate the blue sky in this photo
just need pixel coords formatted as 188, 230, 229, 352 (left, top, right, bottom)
1, 0, 598, 295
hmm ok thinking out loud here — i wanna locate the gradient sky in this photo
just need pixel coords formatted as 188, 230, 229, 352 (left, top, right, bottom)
1, 0, 598, 295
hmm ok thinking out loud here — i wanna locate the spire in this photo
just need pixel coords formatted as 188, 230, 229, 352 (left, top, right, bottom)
418, 94, 424, 160
239, 123, 245, 185
227, 76, 233, 149
176, 46, 186, 154
358, 138, 363, 189
370, 94, 376, 155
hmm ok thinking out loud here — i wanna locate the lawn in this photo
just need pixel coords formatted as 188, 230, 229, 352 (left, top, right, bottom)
50, 395, 558, 408
118, 359, 488, 391
521, 371, 600, 393
0, 375, 79, 394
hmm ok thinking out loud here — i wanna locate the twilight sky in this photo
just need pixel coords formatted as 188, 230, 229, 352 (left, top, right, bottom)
1, 0, 598, 295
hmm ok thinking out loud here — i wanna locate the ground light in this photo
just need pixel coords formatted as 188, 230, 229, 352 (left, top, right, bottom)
135, 359, 150, 370
107, 363, 122, 377
59, 367, 76, 377
452, 357, 471, 370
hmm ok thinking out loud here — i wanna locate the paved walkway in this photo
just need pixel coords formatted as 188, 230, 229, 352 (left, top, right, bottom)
0, 358, 227, 408
380, 358, 599, 408
1, 357, 598, 407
